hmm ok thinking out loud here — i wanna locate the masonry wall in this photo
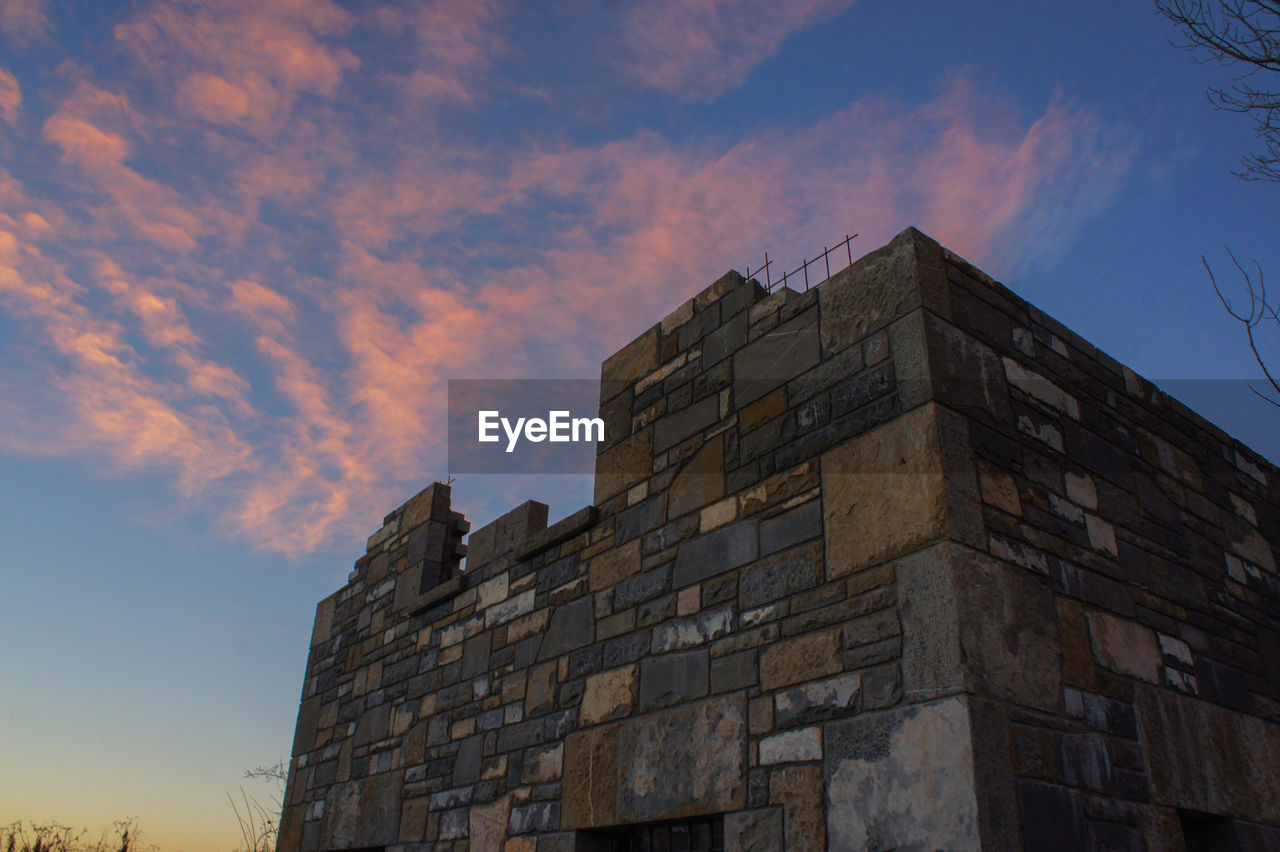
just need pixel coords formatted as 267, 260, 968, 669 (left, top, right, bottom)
278, 228, 1280, 851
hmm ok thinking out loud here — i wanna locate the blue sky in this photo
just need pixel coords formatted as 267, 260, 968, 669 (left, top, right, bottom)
1, 1, 1276, 848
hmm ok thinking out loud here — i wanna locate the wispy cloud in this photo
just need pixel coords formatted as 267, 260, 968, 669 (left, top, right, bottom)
622, 0, 856, 101
0, 3, 1132, 556
0, 0, 50, 43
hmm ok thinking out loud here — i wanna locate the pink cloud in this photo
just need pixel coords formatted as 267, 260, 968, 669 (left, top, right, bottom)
623, 0, 856, 100
0, 0, 1131, 560
0, 0, 49, 42
0, 68, 20, 123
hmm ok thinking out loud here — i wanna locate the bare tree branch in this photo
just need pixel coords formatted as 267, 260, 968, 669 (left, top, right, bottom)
1205, 247, 1280, 405
1157, 0, 1280, 179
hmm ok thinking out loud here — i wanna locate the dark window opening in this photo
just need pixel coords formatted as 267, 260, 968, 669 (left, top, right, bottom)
578, 816, 725, 852
1180, 809, 1242, 852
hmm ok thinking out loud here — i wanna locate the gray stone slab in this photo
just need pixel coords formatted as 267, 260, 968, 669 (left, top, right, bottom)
734, 306, 820, 405
639, 649, 709, 711
538, 595, 595, 661
673, 520, 758, 588
725, 807, 783, 852
653, 395, 720, 453
758, 499, 822, 555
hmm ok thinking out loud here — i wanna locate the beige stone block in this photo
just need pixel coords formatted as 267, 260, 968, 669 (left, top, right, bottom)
595, 427, 653, 503
399, 796, 431, 842
740, 461, 818, 516
589, 538, 642, 591
1088, 612, 1160, 683
580, 665, 637, 726
759, 628, 841, 691
505, 838, 537, 852
562, 723, 621, 828
469, 794, 511, 850
677, 585, 701, 616
1085, 514, 1118, 557
977, 459, 1021, 516
700, 497, 737, 532
602, 326, 659, 400
526, 661, 558, 716
770, 765, 826, 850
822, 404, 948, 577
740, 388, 787, 432
1065, 471, 1097, 510
668, 434, 725, 520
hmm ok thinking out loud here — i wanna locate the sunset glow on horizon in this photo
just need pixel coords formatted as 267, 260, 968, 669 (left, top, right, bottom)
1, 1, 1276, 849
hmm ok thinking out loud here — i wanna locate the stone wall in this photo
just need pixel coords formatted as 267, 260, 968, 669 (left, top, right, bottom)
278, 228, 1280, 851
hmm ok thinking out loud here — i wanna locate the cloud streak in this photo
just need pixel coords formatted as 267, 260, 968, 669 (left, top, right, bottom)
0, 3, 1133, 556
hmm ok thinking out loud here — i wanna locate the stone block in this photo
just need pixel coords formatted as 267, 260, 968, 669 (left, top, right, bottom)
711, 649, 758, 693
759, 726, 822, 764
734, 307, 820, 405
1087, 612, 1159, 683
653, 395, 719, 453
594, 427, 652, 503
758, 499, 822, 555
739, 545, 821, 609
673, 520, 758, 588
822, 403, 948, 578
468, 794, 510, 850
589, 539, 641, 591
724, 807, 783, 852
774, 671, 861, 729
580, 665, 637, 726
825, 697, 979, 851
639, 649, 709, 710
617, 696, 747, 823
602, 326, 659, 401
561, 724, 620, 828
651, 604, 733, 653
667, 434, 725, 519
538, 595, 595, 661
1016, 780, 1086, 852
769, 765, 826, 850
759, 628, 841, 691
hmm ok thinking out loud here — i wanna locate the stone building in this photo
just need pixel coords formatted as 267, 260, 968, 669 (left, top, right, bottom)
277, 228, 1280, 851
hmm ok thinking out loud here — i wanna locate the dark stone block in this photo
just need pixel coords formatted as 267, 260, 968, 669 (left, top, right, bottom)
538, 595, 595, 661
453, 735, 483, 785
740, 549, 820, 609
830, 360, 895, 418
614, 565, 671, 610
673, 520, 758, 587
603, 630, 651, 668
1017, 780, 1087, 852
616, 494, 667, 545
701, 309, 748, 366
759, 500, 822, 555
710, 650, 757, 693
510, 801, 560, 834
654, 395, 719, 453
460, 633, 491, 679
787, 344, 864, 405
639, 650, 709, 711
567, 644, 602, 679
734, 307, 820, 405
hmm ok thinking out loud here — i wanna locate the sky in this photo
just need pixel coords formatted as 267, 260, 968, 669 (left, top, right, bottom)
0, 0, 1277, 849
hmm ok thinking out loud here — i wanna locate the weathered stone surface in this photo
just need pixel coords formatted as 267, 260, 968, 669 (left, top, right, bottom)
725, 807, 783, 852
896, 544, 963, 701
770, 764, 826, 850
589, 538, 641, 591
561, 724, 620, 828
740, 545, 821, 609
594, 427, 652, 503
668, 434, 725, 519
651, 604, 733, 652
469, 794, 511, 850
602, 326, 659, 401
818, 227, 944, 354
957, 548, 1060, 711
618, 696, 748, 822
759, 726, 822, 764
822, 403, 948, 577
1087, 611, 1160, 683
825, 697, 980, 851
1138, 684, 1280, 823
580, 665, 636, 726
759, 628, 841, 691
774, 671, 861, 729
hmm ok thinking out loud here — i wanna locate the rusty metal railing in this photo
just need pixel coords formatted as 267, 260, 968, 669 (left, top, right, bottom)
745, 233, 858, 294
